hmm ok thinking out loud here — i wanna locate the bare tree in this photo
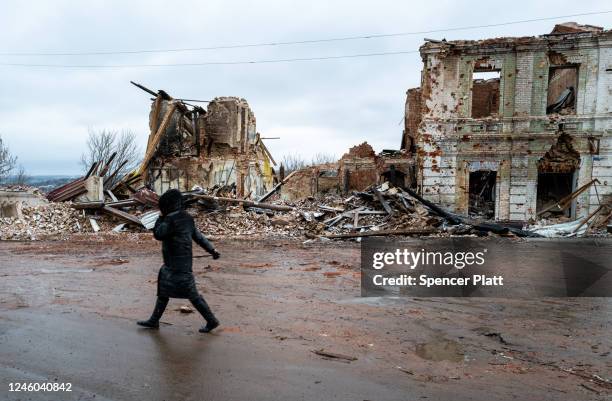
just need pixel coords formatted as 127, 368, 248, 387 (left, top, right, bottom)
280, 153, 308, 174
13, 165, 28, 185
80, 129, 141, 185
311, 152, 337, 165
0, 134, 17, 183
279, 152, 337, 177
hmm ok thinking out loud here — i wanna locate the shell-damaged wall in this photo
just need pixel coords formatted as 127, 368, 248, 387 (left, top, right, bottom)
280, 142, 415, 201
147, 96, 275, 198
411, 25, 612, 222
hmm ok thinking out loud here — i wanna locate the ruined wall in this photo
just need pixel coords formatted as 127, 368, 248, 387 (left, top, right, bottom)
147, 96, 275, 198
280, 143, 414, 201
338, 143, 378, 192
205, 97, 256, 150
416, 28, 612, 221
402, 88, 422, 151
0, 189, 47, 218
280, 163, 339, 201
279, 144, 414, 201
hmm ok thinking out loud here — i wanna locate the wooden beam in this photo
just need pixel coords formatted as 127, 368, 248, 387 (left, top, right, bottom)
138, 101, 178, 176
257, 170, 297, 202
98, 152, 117, 177
572, 204, 606, 233
193, 194, 293, 212
537, 178, 600, 216
102, 206, 143, 226
322, 228, 437, 239
148, 95, 163, 148
373, 188, 393, 215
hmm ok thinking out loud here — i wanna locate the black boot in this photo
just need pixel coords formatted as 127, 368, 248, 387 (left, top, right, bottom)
190, 295, 220, 333
137, 296, 169, 329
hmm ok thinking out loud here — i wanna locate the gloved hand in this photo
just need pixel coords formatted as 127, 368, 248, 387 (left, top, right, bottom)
211, 250, 221, 260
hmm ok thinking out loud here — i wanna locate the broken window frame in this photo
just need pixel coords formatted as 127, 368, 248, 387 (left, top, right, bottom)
470, 68, 501, 118
546, 64, 579, 115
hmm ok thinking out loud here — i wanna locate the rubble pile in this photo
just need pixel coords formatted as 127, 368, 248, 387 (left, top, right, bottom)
186, 186, 436, 239
187, 181, 526, 239
0, 202, 87, 240
0, 179, 549, 241
3, 174, 609, 240
288, 187, 441, 238
193, 206, 303, 238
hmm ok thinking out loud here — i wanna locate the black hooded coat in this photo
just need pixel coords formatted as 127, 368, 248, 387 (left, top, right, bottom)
153, 190, 215, 299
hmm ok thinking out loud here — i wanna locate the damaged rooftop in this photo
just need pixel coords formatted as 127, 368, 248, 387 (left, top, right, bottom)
420, 22, 609, 51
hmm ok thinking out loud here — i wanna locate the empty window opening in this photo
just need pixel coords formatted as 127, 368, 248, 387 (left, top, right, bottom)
382, 165, 406, 188
469, 171, 496, 219
536, 172, 574, 217
547, 66, 578, 114
471, 70, 500, 118
536, 133, 580, 217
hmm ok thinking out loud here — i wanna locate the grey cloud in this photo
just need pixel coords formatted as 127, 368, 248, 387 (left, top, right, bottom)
0, 0, 608, 174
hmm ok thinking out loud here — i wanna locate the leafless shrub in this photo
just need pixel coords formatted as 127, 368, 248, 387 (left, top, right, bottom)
280, 153, 308, 174
80, 129, 141, 186
279, 152, 337, 177
0, 134, 17, 183
311, 152, 337, 165
13, 165, 28, 185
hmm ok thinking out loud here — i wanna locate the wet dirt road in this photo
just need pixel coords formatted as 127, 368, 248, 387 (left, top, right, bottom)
0, 236, 610, 400
0, 308, 422, 401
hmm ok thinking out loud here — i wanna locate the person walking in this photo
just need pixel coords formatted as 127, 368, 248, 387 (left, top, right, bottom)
137, 189, 221, 333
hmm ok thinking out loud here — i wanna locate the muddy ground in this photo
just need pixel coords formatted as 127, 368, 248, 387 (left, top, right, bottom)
0, 235, 610, 400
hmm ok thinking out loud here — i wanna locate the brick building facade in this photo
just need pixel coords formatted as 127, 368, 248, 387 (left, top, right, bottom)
405, 23, 611, 222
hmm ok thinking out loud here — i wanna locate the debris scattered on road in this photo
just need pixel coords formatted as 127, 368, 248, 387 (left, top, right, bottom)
312, 349, 358, 362
178, 306, 194, 314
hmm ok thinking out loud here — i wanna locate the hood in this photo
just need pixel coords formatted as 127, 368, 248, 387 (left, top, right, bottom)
159, 189, 183, 216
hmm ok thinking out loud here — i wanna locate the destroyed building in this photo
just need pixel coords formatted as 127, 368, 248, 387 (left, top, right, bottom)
404, 22, 612, 222
133, 83, 277, 199
279, 143, 414, 201
0, 187, 47, 218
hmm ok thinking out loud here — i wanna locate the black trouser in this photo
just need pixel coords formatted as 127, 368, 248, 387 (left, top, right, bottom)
149, 294, 217, 324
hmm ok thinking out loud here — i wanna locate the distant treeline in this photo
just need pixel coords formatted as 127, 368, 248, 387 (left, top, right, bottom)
2, 175, 79, 193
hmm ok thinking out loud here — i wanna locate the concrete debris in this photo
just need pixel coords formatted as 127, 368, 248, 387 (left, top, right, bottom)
529, 219, 587, 238
89, 218, 100, 233
0, 202, 85, 240
178, 305, 194, 314
0, 187, 48, 218
111, 223, 127, 233
529, 202, 612, 237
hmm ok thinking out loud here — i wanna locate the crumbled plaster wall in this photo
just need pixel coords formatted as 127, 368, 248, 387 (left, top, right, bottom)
148, 97, 274, 198
402, 88, 422, 150
0, 189, 47, 218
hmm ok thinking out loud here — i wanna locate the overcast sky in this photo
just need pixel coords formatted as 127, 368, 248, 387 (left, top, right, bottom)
0, 1, 609, 175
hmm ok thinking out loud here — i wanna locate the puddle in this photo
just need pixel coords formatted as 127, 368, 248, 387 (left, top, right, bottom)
41, 268, 94, 274
415, 338, 464, 362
